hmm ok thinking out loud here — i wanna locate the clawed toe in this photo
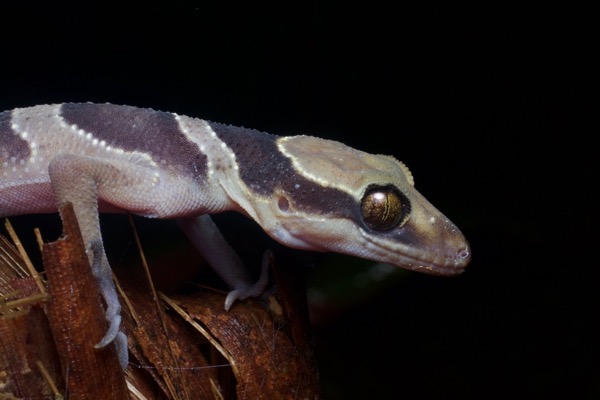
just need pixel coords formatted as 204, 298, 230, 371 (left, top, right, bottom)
223, 250, 272, 310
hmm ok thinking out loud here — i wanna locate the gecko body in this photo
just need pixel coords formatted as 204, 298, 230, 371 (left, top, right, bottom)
1, 103, 471, 368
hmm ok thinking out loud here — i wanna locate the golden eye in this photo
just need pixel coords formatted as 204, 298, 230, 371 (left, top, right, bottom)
360, 186, 409, 231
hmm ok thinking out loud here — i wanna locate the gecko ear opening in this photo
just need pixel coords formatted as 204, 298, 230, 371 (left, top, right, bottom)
360, 185, 411, 231
277, 196, 290, 212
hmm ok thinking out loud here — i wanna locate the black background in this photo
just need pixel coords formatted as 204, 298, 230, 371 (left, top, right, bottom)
0, 2, 596, 399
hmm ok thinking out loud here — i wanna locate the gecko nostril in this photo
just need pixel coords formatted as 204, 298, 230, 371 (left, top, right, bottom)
456, 247, 470, 260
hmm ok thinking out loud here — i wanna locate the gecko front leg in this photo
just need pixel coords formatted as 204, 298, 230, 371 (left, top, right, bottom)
48, 154, 128, 369
178, 215, 271, 310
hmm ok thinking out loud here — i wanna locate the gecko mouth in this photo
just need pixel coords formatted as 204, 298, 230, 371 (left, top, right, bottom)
359, 226, 471, 276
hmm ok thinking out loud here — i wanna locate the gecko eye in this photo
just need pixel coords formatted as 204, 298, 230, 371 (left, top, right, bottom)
360, 185, 410, 231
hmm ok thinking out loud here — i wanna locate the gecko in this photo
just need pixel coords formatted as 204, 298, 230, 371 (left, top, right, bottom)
0, 103, 471, 369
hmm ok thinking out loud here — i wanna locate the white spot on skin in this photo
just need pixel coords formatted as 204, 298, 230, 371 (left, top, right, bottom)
429, 217, 436, 224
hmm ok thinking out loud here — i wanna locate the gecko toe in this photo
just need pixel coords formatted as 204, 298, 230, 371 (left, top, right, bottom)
115, 331, 129, 370
223, 250, 272, 310
95, 314, 122, 349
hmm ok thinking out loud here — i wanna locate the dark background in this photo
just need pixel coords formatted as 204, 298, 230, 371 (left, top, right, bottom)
0, 2, 596, 399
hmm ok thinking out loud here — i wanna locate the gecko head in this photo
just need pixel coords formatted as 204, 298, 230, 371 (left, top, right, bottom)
252, 135, 471, 276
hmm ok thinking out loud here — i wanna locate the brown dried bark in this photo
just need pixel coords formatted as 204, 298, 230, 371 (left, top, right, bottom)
1, 205, 320, 399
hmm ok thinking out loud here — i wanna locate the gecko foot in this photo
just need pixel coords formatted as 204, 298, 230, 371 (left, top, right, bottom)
90, 240, 128, 369
224, 250, 272, 310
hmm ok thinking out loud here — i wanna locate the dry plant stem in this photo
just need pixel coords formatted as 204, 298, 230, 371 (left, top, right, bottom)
4, 218, 46, 293
118, 271, 219, 399
160, 292, 238, 374
2, 292, 48, 310
168, 288, 321, 399
127, 214, 174, 353
127, 213, 188, 399
36, 360, 63, 399
43, 203, 129, 398
0, 233, 62, 398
